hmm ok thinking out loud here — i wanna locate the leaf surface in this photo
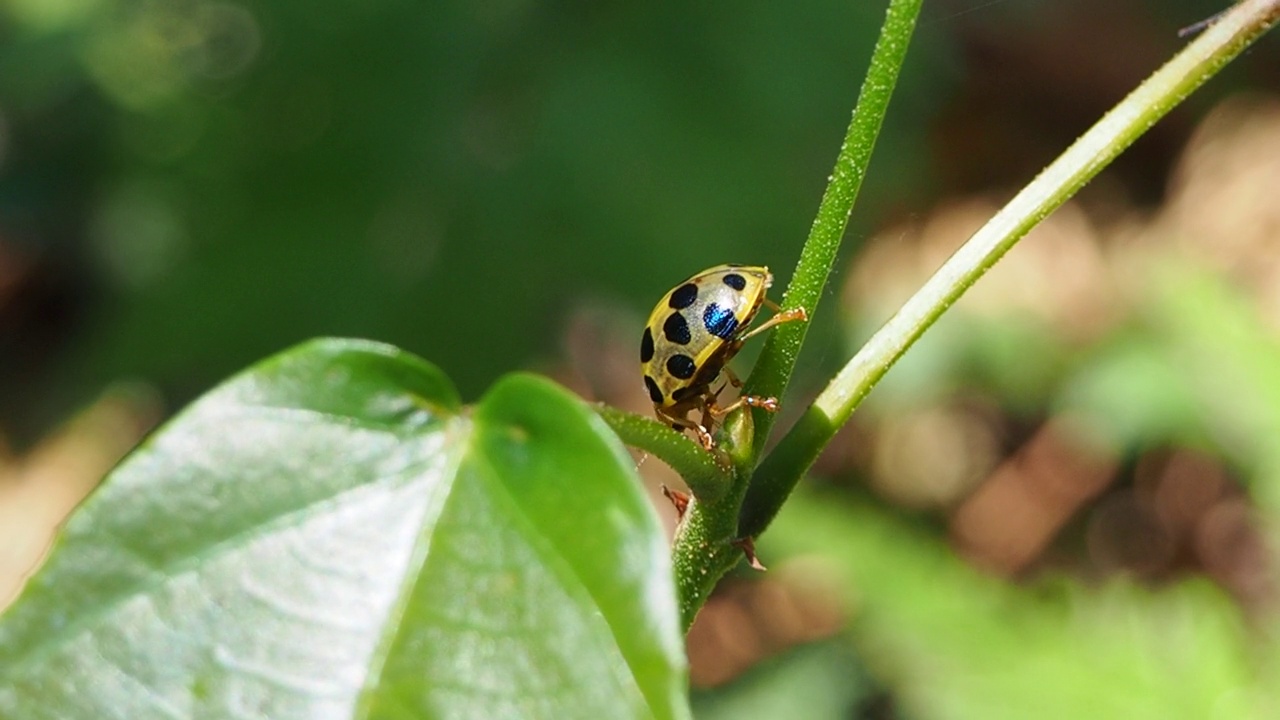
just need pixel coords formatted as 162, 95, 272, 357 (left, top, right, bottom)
0, 338, 688, 720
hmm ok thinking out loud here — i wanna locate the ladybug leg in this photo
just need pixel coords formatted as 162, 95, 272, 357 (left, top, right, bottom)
708, 393, 780, 418
655, 405, 715, 449
689, 423, 715, 449
700, 384, 728, 428
737, 306, 808, 342
699, 396, 728, 449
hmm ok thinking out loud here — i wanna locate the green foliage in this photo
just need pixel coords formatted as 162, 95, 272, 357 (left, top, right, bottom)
1063, 262, 1280, 513
0, 339, 689, 720
0, 0, 950, 421
767, 491, 1272, 720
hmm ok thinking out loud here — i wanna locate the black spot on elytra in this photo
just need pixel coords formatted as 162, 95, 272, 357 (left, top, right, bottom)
668, 283, 698, 310
703, 302, 739, 339
666, 354, 697, 379
644, 375, 663, 403
663, 312, 691, 344
640, 328, 655, 363
723, 273, 746, 290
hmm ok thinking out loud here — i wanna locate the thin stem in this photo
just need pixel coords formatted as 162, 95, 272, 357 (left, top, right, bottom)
743, 0, 924, 461
672, 0, 926, 631
740, 0, 1280, 539
595, 405, 730, 503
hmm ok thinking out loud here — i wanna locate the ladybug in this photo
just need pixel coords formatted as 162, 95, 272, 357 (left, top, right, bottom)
640, 264, 807, 449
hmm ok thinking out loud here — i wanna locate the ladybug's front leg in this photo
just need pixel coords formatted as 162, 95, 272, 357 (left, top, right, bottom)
736, 304, 807, 342
708, 394, 780, 418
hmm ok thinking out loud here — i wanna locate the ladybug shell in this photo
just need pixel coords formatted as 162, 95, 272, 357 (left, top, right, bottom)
640, 264, 771, 409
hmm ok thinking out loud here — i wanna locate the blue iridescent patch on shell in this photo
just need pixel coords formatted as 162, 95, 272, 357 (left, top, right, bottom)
702, 303, 739, 339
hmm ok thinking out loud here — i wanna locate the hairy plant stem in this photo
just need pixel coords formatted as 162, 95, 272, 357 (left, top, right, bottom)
673, 0, 924, 631
596, 405, 730, 502
742, 0, 925, 460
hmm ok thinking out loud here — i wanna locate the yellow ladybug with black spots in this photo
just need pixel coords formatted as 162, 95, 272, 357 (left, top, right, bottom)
640, 264, 807, 449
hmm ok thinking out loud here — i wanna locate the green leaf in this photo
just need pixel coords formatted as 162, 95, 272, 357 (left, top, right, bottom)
0, 338, 689, 720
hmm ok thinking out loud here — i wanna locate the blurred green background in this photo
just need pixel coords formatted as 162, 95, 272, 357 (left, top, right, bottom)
4, 0, 1280, 717
0, 0, 925, 434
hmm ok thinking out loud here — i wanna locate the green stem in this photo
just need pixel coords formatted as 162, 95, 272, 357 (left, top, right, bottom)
673, 0, 926, 631
740, 0, 1280, 539
743, 0, 924, 461
595, 405, 730, 503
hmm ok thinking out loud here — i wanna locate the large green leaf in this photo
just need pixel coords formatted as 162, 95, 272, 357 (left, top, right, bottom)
0, 338, 689, 720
